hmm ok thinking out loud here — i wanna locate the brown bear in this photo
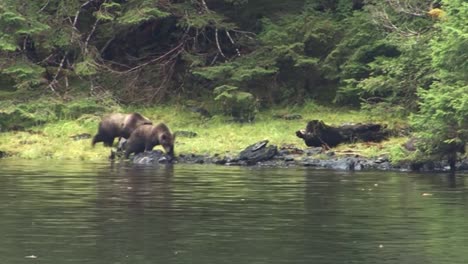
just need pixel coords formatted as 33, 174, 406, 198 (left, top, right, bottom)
124, 123, 175, 159
92, 113, 152, 147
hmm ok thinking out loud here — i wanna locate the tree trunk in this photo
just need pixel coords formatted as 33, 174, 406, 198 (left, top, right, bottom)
296, 120, 389, 148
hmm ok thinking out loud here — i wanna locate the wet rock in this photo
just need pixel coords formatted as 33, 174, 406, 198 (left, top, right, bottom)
70, 133, 92, 141
375, 161, 393, 171
238, 140, 278, 165
174, 130, 198, 138
273, 113, 303, 120
458, 160, 468, 171
304, 147, 323, 156
104, 137, 468, 172
283, 114, 303, 120
132, 150, 173, 164
278, 145, 304, 155
188, 106, 211, 118
375, 156, 389, 164
117, 138, 127, 151
326, 158, 358, 170
177, 153, 211, 164
301, 157, 392, 171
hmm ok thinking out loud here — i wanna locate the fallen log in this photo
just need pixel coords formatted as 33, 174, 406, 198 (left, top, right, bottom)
296, 120, 389, 148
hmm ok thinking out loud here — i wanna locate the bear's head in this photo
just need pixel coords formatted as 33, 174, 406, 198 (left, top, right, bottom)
160, 132, 176, 159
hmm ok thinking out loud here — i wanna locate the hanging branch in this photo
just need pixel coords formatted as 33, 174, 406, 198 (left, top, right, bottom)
215, 28, 226, 58
200, 0, 210, 11
47, 0, 98, 94
198, 0, 226, 60
225, 30, 241, 57
48, 53, 67, 93
368, 2, 432, 37
83, 0, 110, 54
385, 0, 429, 17
97, 40, 186, 74
38, 0, 51, 13
72, 0, 95, 30
84, 17, 100, 54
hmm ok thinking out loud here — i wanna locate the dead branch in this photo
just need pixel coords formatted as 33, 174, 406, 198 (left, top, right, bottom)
226, 30, 241, 57
48, 52, 68, 93
150, 60, 176, 102
84, 17, 100, 54
38, 0, 51, 13
48, 0, 103, 93
215, 28, 226, 58
385, 0, 429, 17
100, 36, 115, 55
232, 29, 256, 38
370, 7, 427, 37
107, 41, 185, 74
72, 0, 95, 30
367, 0, 435, 37
210, 53, 219, 66
200, 0, 210, 12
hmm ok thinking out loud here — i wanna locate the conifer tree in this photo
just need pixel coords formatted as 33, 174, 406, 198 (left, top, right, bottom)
411, 0, 468, 170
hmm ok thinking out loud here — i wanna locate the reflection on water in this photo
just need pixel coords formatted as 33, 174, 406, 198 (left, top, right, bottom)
0, 160, 468, 264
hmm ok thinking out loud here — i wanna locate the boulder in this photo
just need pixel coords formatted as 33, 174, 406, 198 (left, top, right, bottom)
238, 140, 278, 165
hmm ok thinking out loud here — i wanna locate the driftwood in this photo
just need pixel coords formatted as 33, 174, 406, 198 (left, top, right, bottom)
296, 120, 389, 148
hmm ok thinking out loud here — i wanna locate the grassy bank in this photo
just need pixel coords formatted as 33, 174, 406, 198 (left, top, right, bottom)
0, 100, 409, 162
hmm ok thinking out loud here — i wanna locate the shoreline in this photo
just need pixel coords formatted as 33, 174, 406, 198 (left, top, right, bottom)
1, 147, 467, 173
130, 144, 468, 173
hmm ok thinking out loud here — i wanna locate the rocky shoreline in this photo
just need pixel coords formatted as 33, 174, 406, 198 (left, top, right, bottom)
131, 140, 468, 172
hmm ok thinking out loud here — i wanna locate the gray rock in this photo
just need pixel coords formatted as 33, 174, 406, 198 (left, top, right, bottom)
304, 147, 323, 156
174, 130, 198, 138
70, 133, 92, 141
458, 160, 468, 171
239, 140, 278, 165
132, 150, 173, 164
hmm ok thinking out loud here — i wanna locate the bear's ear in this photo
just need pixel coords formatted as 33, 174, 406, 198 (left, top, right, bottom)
161, 134, 167, 141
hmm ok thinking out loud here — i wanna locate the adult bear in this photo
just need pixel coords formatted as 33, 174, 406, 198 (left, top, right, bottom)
92, 113, 152, 147
124, 123, 175, 159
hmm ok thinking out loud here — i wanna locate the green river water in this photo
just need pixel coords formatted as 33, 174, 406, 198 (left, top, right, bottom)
1, 160, 467, 264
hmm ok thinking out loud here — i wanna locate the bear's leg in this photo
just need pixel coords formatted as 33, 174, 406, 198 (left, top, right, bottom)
125, 144, 135, 159
144, 143, 156, 152
103, 138, 115, 147
91, 133, 102, 146
125, 142, 145, 159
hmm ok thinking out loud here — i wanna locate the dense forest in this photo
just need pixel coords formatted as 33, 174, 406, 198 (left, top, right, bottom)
0, 0, 466, 161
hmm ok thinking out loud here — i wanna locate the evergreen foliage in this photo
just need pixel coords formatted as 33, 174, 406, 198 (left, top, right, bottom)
411, 0, 468, 162
213, 85, 257, 122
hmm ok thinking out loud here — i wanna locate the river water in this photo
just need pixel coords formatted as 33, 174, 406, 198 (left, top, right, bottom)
0, 160, 468, 264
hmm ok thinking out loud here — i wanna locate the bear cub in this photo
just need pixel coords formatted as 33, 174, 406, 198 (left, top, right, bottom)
124, 123, 175, 159
92, 113, 152, 147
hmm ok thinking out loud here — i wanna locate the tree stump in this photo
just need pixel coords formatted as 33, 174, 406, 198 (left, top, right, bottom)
296, 120, 389, 148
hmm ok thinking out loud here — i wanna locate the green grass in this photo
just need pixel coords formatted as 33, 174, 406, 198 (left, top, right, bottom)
0, 101, 409, 162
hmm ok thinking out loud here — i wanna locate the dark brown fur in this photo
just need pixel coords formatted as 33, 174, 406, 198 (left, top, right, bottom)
124, 123, 175, 159
92, 113, 152, 147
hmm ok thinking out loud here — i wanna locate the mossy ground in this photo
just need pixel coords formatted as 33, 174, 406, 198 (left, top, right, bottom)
0, 101, 409, 162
